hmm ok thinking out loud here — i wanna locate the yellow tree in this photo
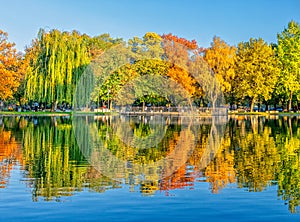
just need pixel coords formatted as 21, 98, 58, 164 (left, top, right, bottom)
204, 36, 236, 105
0, 30, 25, 101
234, 38, 279, 112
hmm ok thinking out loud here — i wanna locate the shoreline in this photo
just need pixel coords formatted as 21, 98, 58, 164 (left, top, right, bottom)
1, 111, 300, 117
0, 111, 72, 117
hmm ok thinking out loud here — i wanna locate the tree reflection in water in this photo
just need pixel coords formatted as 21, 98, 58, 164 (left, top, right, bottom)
0, 115, 300, 213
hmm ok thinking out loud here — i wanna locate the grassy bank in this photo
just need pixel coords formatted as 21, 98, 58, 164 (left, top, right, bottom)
0, 111, 112, 116
1, 110, 299, 117
0, 111, 72, 116
229, 111, 300, 116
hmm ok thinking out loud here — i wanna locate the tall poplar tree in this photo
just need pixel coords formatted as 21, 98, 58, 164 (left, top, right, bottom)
277, 20, 300, 110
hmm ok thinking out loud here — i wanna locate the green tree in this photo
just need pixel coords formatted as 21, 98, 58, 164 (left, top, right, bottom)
277, 20, 300, 111
128, 32, 164, 62
25, 29, 91, 109
234, 38, 279, 112
90, 43, 133, 109
96, 32, 166, 110
88, 33, 123, 60
25, 29, 120, 110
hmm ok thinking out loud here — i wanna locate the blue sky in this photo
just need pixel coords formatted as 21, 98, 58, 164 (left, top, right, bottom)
1, 0, 299, 51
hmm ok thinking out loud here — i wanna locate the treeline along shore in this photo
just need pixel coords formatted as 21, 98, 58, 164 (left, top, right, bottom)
0, 21, 300, 113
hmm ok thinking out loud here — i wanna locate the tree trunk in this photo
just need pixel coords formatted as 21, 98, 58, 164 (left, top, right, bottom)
109, 100, 113, 110
18, 97, 22, 107
250, 116, 257, 134
288, 117, 293, 136
188, 98, 193, 113
288, 91, 293, 111
212, 97, 217, 115
51, 101, 58, 111
142, 101, 145, 112
250, 98, 255, 112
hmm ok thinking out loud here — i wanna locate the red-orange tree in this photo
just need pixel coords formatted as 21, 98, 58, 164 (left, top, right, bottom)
161, 33, 203, 97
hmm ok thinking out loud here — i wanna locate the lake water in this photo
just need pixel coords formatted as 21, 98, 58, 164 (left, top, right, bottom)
1, 114, 300, 221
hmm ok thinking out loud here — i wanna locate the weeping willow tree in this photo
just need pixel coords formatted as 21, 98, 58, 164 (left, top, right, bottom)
25, 29, 121, 110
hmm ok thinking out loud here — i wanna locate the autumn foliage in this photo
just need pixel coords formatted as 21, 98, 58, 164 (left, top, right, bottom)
0, 30, 25, 101
0, 129, 23, 188
0, 20, 299, 111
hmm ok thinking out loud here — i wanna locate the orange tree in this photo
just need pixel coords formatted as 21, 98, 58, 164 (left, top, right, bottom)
0, 30, 25, 102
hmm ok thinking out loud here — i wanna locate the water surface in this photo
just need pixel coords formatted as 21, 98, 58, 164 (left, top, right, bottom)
1, 115, 300, 221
